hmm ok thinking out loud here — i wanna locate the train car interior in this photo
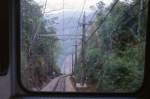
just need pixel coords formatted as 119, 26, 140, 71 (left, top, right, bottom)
0, 0, 150, 99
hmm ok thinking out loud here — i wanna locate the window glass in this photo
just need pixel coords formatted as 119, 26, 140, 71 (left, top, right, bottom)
21, 0, 147, 92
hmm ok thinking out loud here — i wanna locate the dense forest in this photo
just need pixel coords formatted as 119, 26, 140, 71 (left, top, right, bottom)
21, 0, 61, 90
75, 0, 148, 92
21, 0, 148, 92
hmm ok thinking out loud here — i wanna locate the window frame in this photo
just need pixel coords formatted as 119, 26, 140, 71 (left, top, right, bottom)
10, 0, 150, 98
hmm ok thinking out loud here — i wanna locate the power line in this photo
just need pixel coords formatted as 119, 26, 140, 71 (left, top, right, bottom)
85, 10, 98, 33
78, 0, 87, 23
85, 4, 107, 35
86, 0, 119, 42
87, 1, 147, 44
73, 0, 87, 36
85, 2, 107, 32
62, 0, 65, 48
113, 2, 148, 34
68, 0, 87, 26
60, 0, 87, 48
42, 0, 48, 13
39, 34, 82, 37
62, 0, 65, 36
32, 0, 48, 41
28, 0, 48, 57
44, 8, 65, 14
65, 0, 83, 25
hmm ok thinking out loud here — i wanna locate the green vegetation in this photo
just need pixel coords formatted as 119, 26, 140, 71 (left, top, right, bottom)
21, 0, 61, 90
75, 0, 147, 92
21, 0, 147, 92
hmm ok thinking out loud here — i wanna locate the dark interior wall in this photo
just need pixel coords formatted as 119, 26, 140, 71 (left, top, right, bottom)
0, 0, 11, 99
0, 0, 9, 75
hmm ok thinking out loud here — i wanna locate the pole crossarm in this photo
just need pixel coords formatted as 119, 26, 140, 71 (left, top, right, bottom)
38, 34, 82, 37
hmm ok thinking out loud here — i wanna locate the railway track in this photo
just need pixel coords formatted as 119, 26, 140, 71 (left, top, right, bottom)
52, 75, 66, 92
41, 74, 76, 92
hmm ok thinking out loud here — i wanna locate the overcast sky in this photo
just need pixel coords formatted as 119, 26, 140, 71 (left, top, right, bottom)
33, 0, 132, 74
34, 0, 113, 13
33, 0, 114, 74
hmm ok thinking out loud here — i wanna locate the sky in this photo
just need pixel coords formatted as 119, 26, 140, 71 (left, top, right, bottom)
33, 0, 114, 74
34, 0, 113, 13
33, 0, 132, 74
62, 54, 73, 74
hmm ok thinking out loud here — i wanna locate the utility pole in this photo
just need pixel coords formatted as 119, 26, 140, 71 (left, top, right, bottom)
50, 40, 54, 76
75, 40, 78, 75
72, 53, 74, 74
72, 40, 80, 75
81, 12, 86, 86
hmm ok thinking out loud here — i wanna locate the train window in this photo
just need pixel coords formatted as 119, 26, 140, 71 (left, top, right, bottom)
20, 0, 148, 92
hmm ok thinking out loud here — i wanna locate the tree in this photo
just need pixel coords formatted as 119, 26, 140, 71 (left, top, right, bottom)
75, 0, 147, 92
21, 0, 61, 90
